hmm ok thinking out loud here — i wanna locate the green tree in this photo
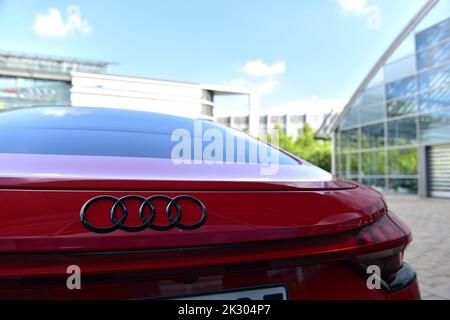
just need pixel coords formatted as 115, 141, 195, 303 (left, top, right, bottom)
264, 124, 296, 152
265, 124, 332, 172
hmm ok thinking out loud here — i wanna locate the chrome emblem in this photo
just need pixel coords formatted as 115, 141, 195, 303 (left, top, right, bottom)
80, 195, 207, 233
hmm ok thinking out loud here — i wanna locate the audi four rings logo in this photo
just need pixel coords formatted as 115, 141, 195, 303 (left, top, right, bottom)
80, 195, 207, 233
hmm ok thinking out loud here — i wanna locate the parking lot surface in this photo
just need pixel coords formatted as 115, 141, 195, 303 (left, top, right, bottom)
385, 195, 450, 300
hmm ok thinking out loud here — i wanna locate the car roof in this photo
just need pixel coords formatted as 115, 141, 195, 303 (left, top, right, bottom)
0, 106, 211, 135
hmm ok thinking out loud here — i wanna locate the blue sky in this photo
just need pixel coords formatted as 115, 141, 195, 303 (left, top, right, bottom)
0, 0, 427, 112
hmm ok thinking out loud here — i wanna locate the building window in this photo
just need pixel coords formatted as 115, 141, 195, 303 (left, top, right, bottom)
388, 118, 417, 146
290, 115, 305, 123
419, 85, 450, 112
415, 17, 450, 52
360, 104, 385, 124
0, 56, 106, 75
343, 153, 359, 176
217, 117, 231, 127
362, 178, 386, 193
420, 108, 450, 145
386, 76, 417, 101
361, 123, 384, 149
341, 128, 359, 152
388, 178, 418, 194
354, 85, 385, 108
388, 148, 418, 175
361, 151, 386, 175
202, 104, 213, 117
341, 107, 359, 129
387, 96, 417, 117
0, 76, 70, 109
418, 62, 450, 92
234, 116, 249, 124
417, 38, 450, 70
335, 153, 343, 177
335, 129, 341, 151
259, 116, 268, 125
270, 115, 286, 125
385, 55, 416, 82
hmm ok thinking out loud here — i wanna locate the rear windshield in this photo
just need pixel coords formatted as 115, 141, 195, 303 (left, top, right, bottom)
0, 107, 299, 166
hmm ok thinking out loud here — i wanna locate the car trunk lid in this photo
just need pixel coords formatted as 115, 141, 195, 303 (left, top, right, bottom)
0, 154, 386, 254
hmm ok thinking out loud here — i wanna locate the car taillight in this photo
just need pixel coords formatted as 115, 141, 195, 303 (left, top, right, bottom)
339, 209, 410, 254
356, 247, 404, 284
346, 210, 415, 292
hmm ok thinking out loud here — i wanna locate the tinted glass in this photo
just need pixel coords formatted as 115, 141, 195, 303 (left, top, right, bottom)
388, 148, 418, 175
0, 107, 298, 165
420, 108, 450, 145
416, 17, 450, 52
335, 153, 343, 177
335, 129, 341, 151
418, 63, 450, 92
341, 128, 359, 151
343, 153, 358, 176
387, 96, 417, 117
0, 76, 70, 109
360, 104, 384, 124
386, 76, 417, 100
417, 39, 450, 70
354, 85, 385, 108
341, 107, 359, 129
388, 178, 418, 194
361, 151, 385, 175
419, 85, 450, 112
388, 118, 417, 146
362, 178, 386, 193
361, 124, 384, 149
385, 55, 416, 82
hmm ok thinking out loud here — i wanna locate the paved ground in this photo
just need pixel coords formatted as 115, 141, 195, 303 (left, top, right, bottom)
384, 195, 450, 300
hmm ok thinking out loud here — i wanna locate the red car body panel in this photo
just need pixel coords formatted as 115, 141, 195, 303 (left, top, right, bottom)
0, 154, 387, 253
0, 107, 420, 300
0, 258, 420, 300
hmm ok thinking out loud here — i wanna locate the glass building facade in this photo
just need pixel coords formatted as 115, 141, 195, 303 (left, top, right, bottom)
0, 77, 71, 109
0, 52, 109, 110
334, 0, 450, 197
0, 54, 108, 75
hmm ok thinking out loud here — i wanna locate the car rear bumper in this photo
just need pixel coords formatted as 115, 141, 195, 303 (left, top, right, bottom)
0, 257, 420, 300
387, 281, 421, 300
0, 207, 419, 300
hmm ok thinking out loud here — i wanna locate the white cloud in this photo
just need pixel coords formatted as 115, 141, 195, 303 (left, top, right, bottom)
33, 5, 93, 38
221, 61, 348, 119
242, 60, 286, 78
230, 77, 279, 96
256, 78, 279, 95
228, 59, 286, 96
337, 0, 381, 30
338, 0, 367, 14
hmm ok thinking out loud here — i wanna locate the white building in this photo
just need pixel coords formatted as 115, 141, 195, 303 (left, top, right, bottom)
218, 99, 346, 138
1, 51, 261, 136
71, 72, 260, 136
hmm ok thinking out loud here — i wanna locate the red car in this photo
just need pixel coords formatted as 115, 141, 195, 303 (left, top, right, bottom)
0, 106, 420, 300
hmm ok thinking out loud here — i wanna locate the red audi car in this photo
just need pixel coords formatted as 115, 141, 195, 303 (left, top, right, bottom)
0, 106, 420, 300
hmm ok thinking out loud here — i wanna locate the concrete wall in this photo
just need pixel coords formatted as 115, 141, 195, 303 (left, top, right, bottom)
70, 72, 213, 120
